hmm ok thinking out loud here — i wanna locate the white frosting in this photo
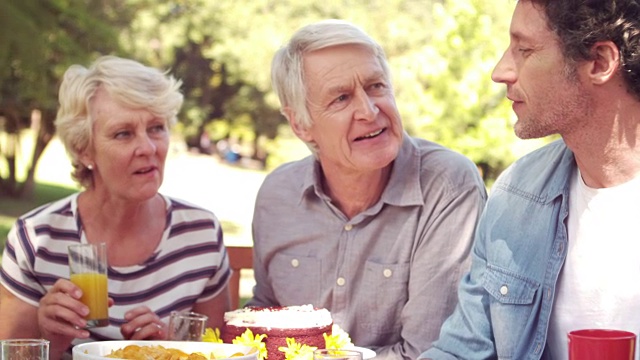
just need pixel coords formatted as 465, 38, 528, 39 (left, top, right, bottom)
224, 305, 332, 329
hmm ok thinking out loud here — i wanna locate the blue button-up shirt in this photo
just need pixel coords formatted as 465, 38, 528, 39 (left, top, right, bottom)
421, 139, 574, 360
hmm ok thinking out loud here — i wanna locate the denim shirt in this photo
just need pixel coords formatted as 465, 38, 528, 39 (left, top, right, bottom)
420, 140, 575, 360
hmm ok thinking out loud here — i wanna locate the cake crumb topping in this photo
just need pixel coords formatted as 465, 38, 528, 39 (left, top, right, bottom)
224, 305, 332, 328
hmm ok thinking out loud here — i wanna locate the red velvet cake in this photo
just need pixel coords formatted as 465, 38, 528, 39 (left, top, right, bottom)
221, 305, 333, 360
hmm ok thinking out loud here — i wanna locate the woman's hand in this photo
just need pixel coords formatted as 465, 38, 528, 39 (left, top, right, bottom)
120, 305, 166, 340
37, 278, 91, 359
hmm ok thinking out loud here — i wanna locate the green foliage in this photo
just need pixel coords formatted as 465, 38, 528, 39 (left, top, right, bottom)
0, 0, 128, 111
0, 0, 134, 198
389, 0, 520, 181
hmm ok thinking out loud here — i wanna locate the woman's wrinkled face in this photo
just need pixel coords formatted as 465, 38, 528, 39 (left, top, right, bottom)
82, 88, 169, 201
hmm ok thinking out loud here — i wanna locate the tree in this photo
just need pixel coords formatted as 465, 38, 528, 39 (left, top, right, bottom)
382, 0, 518, 183
0, 0, 133, 198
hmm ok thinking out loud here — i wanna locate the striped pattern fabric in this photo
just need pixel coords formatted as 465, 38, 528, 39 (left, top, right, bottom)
0, 193, 230, 349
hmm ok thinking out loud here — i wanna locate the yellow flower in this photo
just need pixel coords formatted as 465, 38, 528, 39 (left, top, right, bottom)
232, 329, 268, 360
278, 337, 317, 360
202, 328, 223, 343
202, 324, 353, 360
323, 325, 354, 350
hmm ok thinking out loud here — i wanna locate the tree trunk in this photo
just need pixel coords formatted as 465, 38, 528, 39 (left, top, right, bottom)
0, 103, 22, 198
22, 109, 55, 199
0, 109, 55, 199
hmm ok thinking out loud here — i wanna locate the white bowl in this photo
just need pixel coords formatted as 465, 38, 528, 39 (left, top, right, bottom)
345, 346, 376, 359
72, 340, 258, 360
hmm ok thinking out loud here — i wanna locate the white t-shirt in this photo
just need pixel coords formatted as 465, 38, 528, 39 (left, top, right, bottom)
548, 170, 640, 359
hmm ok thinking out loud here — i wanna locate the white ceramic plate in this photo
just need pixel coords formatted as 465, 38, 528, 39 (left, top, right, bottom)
72, 340, 258, 360
346, 346, 376, 359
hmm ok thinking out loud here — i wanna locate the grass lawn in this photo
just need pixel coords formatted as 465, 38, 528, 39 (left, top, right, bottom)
0, 215, 15, 257
0, 182, 78, 258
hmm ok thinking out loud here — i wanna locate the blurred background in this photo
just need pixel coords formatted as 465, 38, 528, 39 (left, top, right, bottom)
0, 1, 555, 295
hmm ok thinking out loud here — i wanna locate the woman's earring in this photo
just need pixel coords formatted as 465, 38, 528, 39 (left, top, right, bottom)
87, 164, 94, 170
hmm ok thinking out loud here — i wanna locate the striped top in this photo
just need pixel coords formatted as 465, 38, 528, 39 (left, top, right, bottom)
0, 193, 230, 351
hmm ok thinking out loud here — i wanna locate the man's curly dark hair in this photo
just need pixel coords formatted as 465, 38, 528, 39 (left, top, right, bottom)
527, 0, 640, 98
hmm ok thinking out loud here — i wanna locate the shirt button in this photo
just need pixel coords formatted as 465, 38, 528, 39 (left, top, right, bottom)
291, 259, 299, 268
344, 224, 353, 231
383, 269, 392, 278
500, 285, 509, 295
336, 277, 346, 286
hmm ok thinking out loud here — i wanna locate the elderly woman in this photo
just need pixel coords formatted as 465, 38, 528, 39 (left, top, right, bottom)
0, 56, 231, 359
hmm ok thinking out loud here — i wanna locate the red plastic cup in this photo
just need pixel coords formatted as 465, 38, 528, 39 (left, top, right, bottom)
568, 329, 636, 360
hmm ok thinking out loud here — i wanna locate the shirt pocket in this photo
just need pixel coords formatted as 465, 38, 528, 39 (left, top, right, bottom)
359, 260, 410, 335
482, 264, 540, 360
270, 252, 321, 306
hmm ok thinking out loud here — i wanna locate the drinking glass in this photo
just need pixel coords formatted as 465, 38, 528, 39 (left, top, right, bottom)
168, 311, 208, 341
0, 339, 49, 360
68, 242, 109, 328
313, 349, 363, 360
568, 329, 636, 360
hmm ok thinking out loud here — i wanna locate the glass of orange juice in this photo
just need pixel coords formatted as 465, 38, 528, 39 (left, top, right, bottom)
68, 243, 109, 328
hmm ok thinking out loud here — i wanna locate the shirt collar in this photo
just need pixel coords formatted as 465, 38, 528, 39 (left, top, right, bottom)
495, 139, 575, 204
381, 133, 424, 207
298, 132, 424, 208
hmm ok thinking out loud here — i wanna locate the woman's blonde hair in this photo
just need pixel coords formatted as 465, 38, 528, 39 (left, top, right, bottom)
54, 55, 183, 188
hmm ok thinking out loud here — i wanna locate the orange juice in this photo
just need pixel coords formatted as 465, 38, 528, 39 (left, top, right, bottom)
70, 273, 108, 325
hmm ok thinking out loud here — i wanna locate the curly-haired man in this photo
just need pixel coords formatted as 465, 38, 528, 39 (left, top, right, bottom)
421, 1, 640, 359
